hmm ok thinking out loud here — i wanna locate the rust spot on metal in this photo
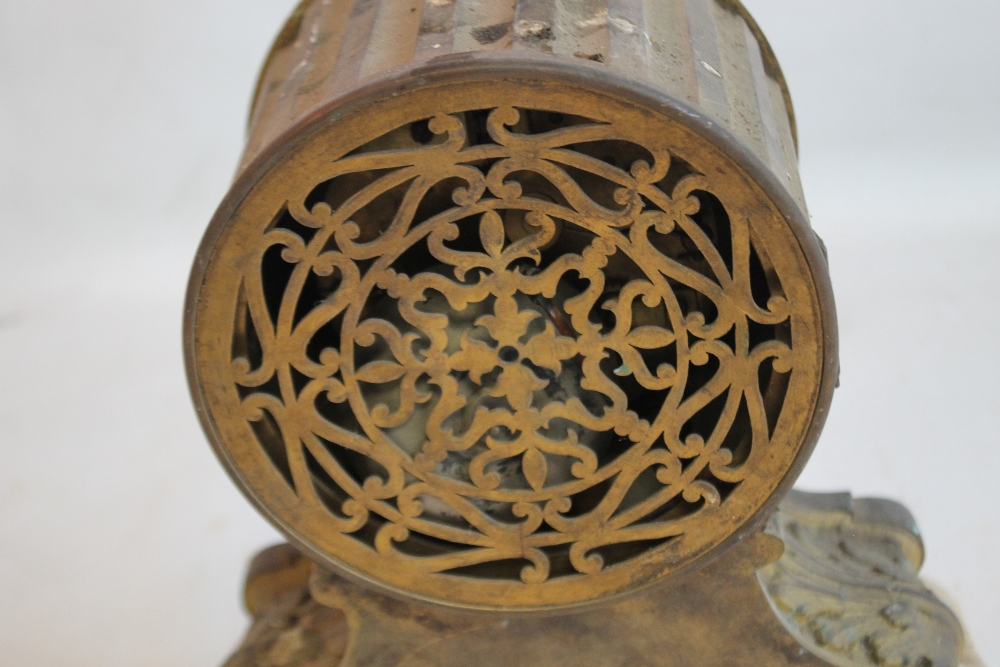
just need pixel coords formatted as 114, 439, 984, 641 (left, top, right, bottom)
196, 0, 836, 616
471, 23, 509, 45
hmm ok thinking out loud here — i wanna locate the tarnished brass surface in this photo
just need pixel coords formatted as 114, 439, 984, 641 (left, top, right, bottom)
225, 493, 970, 666
225, 545, 349, 667
242, 0, 804, 201
226, 536, 834, 667
184, 3, 975, 664
760, 491, 965, 667
186, 0, 837, 612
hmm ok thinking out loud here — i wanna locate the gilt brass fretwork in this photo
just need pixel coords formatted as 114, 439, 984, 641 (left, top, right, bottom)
188, 2, 968, 664
188, 79, 830, 610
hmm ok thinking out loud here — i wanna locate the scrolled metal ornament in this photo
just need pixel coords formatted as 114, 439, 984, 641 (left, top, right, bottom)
192, 91, 827, 609
185, 0, 966, 664
759, 492, 967, 667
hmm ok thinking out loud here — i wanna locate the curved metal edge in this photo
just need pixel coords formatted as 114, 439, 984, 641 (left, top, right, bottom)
722, 0, 799, 151
781, 490, 925, 571
246, 0, 313, 131
245, 0, 799, 151
187, 50, 838, 616
760, 490, 964, 667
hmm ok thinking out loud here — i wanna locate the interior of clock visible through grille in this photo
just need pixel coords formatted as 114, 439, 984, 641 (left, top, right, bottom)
230, 106, 793, 581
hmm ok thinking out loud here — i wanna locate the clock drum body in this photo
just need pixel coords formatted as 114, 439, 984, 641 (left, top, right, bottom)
185, 0, 837, 613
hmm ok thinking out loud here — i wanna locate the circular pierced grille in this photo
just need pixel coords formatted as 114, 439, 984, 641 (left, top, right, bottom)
189, 82, 826, 610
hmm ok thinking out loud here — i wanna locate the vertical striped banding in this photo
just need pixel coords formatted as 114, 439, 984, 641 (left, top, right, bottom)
242, 0, 804, 214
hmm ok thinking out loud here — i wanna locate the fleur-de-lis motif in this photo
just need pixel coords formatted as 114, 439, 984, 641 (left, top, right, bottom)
228, 106, 802, 592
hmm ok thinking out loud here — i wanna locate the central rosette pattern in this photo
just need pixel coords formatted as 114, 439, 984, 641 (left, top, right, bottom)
448, 287, 581, 492
354, 208, 673, 500
225, 106, 801, 590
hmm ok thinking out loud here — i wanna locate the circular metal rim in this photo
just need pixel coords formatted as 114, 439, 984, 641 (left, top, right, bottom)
186, 51, 837, 614
248, 0, 800, 150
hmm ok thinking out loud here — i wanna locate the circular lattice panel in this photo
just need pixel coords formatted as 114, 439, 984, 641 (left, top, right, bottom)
188, 77, 829, 610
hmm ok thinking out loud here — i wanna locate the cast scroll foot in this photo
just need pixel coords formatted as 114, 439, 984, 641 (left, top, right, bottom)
760, 490, 965, 667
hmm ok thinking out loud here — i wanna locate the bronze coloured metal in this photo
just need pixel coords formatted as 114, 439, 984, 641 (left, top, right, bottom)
760, 491, 965, 667
224, 544, 348, 667
225, 534, 833, 667
186, 0, 835, 613
225, 489, 966, 667
186, 1, 974, 664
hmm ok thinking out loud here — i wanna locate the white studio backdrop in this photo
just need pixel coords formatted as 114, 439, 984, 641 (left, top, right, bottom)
0, 1, 996, 665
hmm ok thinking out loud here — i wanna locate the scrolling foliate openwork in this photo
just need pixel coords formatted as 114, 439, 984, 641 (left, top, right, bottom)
230, 106, 797, 592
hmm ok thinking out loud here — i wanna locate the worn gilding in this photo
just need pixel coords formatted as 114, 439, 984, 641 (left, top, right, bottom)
186, 0, 836, 613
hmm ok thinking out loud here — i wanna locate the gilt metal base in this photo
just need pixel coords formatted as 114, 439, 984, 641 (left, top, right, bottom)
760, 491, 965, 667
224, 491, 965, 667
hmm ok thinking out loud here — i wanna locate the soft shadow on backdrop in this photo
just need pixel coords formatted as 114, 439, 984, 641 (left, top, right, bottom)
1, 1, 997, 665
